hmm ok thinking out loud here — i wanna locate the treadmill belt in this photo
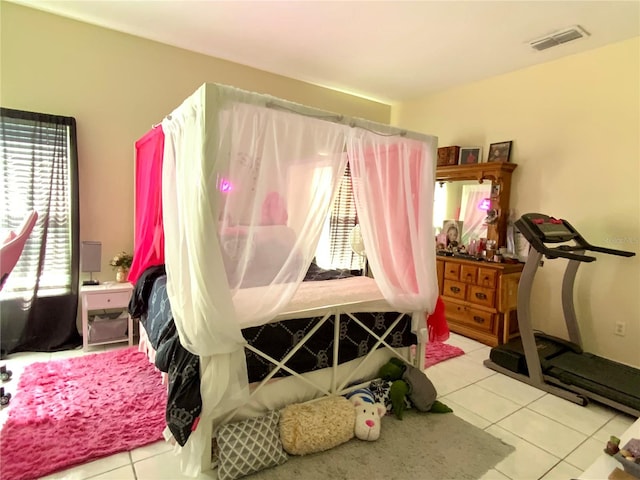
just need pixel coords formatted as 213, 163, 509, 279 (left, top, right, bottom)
546, 351, 640, 411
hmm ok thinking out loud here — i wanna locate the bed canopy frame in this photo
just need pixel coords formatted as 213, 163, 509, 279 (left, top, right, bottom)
132, 83, 440, 476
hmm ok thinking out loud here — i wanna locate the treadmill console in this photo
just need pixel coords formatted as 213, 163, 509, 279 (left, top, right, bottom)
518, 213, 577, 243
516, 213, 635, 261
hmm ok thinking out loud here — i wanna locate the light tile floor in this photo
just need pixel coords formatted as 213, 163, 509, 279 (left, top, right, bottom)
0, 333, 637, 480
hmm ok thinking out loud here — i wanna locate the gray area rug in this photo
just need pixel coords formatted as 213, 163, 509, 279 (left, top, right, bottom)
251, 410, 514, 480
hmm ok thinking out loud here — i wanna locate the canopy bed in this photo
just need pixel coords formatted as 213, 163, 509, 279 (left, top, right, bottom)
130, 83, 440, 477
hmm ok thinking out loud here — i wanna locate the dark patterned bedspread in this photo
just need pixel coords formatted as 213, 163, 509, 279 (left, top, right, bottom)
132, 265, 416, 446
243, 312, 414, 382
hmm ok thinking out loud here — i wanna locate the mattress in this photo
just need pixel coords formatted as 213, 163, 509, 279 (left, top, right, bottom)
236, 276, 395, 327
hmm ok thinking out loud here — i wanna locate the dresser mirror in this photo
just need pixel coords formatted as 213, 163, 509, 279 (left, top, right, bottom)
434, 163, 517, 249
434, 180, 492, 245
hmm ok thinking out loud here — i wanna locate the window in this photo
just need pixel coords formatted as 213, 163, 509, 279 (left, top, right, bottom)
315, 163, 363, 271
0, 108, 78, 295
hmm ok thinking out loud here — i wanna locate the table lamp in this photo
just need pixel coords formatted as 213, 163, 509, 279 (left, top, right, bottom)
81, 240, 101, 286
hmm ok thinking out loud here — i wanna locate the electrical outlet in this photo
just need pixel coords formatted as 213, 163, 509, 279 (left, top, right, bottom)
614, 321, 626, 336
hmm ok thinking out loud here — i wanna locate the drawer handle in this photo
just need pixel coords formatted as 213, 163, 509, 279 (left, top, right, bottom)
483, 276, 490, 281
475, 292, 487, 300
473, 316, 485, 324
450, 286, 461, 294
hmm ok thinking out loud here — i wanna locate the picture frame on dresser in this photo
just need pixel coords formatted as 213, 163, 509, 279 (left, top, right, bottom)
487, 141, 513, 163
458, 147, 482, 165
443, 220, 463, 247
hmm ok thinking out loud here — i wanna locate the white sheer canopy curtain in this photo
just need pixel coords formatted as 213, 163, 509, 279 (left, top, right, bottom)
347, 131, 439, 328
162, 85, 348, 476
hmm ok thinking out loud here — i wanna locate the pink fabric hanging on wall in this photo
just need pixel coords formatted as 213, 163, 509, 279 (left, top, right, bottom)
128, 126, 165, 284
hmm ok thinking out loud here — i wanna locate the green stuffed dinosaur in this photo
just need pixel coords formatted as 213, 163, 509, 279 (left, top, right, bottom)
379, 357, 452, 420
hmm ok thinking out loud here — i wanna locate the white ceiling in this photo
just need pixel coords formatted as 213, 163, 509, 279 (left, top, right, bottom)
8, 0, 640, 103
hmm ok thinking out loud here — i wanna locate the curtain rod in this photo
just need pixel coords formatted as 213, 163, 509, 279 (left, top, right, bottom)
265, 101, 407, 138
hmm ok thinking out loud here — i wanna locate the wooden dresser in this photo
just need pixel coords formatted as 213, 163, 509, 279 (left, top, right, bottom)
437, 256, 523, 347
434, 162, 522, 346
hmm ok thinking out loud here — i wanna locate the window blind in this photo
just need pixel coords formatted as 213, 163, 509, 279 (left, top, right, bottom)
1, 109, 76, 293
315, 163, 363, 271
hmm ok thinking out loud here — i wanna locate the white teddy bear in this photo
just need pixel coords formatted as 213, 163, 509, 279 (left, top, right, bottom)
347, 388, 386, 441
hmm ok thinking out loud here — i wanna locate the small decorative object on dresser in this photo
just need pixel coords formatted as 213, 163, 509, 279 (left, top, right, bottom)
437, 146, 461, 166
458, 147, 482, 165
488, 141, 513, 163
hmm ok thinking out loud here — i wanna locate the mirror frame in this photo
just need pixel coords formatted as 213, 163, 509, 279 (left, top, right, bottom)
435, 162, 518, 248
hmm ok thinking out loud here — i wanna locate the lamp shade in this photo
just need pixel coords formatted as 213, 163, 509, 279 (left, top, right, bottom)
81, 241, 102, 273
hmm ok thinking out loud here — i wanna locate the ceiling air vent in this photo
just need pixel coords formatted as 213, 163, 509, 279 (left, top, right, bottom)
529, 25, 590, 51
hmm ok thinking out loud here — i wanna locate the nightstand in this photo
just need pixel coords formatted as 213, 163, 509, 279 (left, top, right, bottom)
80, 282, 134, 351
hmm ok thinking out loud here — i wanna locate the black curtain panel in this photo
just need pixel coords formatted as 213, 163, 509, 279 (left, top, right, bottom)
0, 108, 81, 357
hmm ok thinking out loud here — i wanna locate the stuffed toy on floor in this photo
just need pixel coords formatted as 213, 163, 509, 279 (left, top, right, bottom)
345, 387, 386, 441
375, 358, 452, 419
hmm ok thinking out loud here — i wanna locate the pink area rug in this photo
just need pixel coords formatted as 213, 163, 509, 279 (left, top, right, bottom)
425, 341, 465, 368
0, 347, 167, 480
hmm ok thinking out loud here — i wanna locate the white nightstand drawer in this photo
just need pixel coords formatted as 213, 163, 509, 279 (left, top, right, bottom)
84, 291, 131, 310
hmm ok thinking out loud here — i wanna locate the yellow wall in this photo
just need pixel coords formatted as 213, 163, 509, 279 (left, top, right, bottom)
0, 2, 390, 284
393, 37, 640, 367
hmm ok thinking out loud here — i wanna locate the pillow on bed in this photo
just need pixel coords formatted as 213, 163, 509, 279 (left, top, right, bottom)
216, 410, 288, 480
219, 225, 298, 288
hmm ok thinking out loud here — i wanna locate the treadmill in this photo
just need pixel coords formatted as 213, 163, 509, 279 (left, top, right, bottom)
484, 213, 640, 416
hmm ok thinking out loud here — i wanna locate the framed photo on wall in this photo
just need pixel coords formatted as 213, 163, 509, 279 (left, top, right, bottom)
458, 147, 482, 165
488, 141, 513, 163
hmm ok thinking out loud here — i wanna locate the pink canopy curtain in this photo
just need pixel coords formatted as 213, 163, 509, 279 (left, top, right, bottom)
128, 126, 165, 284
347, 135, 438, 329
352, 144, 420, 292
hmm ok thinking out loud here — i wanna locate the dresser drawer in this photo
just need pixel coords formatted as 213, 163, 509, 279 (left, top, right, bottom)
443, 262, 460, 280
467, 285, 496, 308
443, 279, 466, 300
444, 301, 495, 333
460, 265, 477, 284
463, 308, 495, 332
84, 291, 131, 310
477, 267, 497, 288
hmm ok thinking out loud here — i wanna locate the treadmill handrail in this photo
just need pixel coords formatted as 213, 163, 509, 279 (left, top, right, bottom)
545, 248, 596, 262
580, 243, 636, 258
